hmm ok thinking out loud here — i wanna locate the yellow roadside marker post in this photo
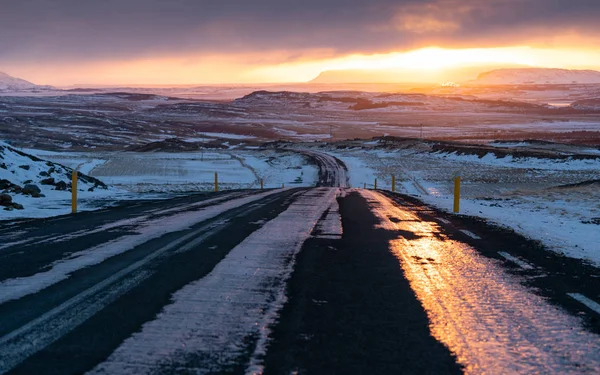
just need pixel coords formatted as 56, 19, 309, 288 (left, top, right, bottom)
392, 175, 396, 192
363, 182, 366, 189
454, 176, 461, 213
260, 179, 264, 190
282, 183, 285, 188
214, 172, 219, 192
374, 178, 377, 190
71, 170, 78, 214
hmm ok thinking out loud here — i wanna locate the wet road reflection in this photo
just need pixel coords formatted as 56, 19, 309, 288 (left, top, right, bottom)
361, 190, 600, 374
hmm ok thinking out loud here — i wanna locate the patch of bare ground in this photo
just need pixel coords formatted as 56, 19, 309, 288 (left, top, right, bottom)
439, 131, 600, 147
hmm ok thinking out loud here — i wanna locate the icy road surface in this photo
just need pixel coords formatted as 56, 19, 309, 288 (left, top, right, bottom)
363, 189, 600, 374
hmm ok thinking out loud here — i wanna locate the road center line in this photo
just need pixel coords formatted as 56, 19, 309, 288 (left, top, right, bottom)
567, 293, 600, 315
460, 229, 481, 240
437, 217, 451, 224
497, 252, 535, 270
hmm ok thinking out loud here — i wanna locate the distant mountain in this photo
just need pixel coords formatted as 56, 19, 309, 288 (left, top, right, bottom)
0, 71, 53, 92
474, 68, 600, 85
311, 64, 527, 84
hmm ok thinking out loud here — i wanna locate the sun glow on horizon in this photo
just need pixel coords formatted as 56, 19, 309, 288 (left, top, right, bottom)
6, 45, 600, 86
247, 46, 600, 83
324, 47, 537, 71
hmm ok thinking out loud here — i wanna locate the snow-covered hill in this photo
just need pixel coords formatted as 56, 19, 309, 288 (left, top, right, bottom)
0, 71, 52, 92
475, 68, 600, 85
0, 142, 108, 214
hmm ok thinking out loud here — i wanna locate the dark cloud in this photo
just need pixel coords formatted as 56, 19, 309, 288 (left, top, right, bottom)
1, 0, 599, 63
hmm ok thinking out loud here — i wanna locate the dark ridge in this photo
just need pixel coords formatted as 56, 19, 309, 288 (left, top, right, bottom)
429, 143, 600, 160
62, 88, 104, 92
130, 138, 229, 152
553, 179, 600, 189
94, 92, 163, 101
490, 139, 562, 145
237, 90, 313, 101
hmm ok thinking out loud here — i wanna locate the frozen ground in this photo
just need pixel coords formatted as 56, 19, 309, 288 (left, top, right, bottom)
325, 142, 600, 266
3, 139, 598, 268
3, 88, 600, 152
0, 142, 113, 220
2, 147, 318, 220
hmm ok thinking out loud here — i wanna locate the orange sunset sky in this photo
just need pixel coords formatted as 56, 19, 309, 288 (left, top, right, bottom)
2, 0, 600, 85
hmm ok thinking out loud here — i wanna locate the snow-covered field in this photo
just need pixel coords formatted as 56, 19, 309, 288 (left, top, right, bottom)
3, 140, 599, 268
1, 147, 318, 220
0, 142, 114, 220
327, 144, 600, 265
41, 150, 317, 191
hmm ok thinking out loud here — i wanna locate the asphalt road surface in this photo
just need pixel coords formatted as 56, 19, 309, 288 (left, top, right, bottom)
298, 149, 349, 188
0, 151, 599, 374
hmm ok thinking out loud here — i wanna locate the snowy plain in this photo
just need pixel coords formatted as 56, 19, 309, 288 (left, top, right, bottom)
3, 140, 599, 268
326, 144, 600, 266
1, 146, 318, 220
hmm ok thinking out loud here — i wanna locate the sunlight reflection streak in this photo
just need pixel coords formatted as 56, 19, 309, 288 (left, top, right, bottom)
361, 190, 600, 375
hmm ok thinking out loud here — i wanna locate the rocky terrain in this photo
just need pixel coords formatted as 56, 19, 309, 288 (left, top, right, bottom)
0, 142, 107, 212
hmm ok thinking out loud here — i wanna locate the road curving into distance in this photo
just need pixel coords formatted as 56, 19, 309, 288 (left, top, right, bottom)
296, 149, 350, 188
0, 150, 599, 374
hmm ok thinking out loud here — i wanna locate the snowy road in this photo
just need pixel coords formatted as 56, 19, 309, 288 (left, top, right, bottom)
298, 149, 349, 187
364, 190, 600, 374
0, 152, 599, 374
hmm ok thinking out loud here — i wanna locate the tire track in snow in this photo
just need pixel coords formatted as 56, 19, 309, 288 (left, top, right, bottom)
0, 191, 250, 253
0, 189, 293, 374
0, 190, 279, 305
88, 188, 337, 375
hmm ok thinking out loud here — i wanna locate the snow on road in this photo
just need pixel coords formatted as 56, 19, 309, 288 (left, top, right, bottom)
0, 193, 249, 251
312, 197, 342, 239
0, 190, 284, 304
363, 190, 600, 374
89, 188, 338, 375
